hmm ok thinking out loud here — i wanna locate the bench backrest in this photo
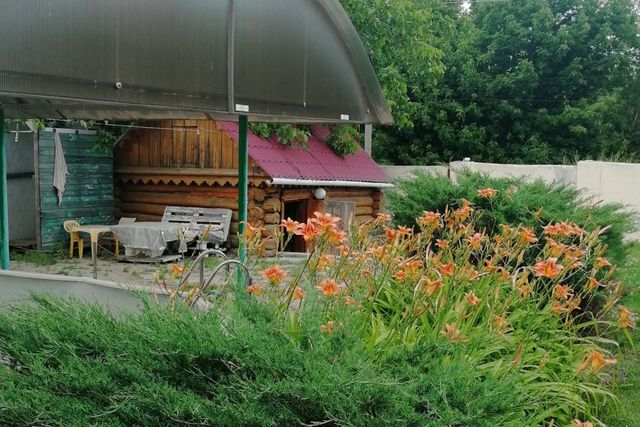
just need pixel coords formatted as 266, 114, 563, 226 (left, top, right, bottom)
161, 206, 233, 241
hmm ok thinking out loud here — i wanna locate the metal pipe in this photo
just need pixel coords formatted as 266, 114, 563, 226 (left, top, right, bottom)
189, 259, 251, 309
268, 178, 395, 188
176, 249, 229, 290
238, 115, 248, 263
0, 109, 9, 269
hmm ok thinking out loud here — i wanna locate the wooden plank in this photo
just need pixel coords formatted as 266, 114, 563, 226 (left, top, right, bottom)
210, 124, 222, 169
221, 135, 234, 169
148, 127, 162, 167
119, 183, 242, 198
160, 121, 173, 167
172, 123, 185, 167
198, 124, 207, 169
127, 130, 140, 166
184, 126, 197, 167
119, 191, 239, 210
137, 125, 149, 167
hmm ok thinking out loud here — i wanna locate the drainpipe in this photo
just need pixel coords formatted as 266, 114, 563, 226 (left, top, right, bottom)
0, 108, 9, 269
238, 115, 248, 263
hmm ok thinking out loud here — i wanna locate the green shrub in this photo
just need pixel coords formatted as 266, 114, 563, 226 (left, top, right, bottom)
387, 171, 637, 265
0, 295, 526, 426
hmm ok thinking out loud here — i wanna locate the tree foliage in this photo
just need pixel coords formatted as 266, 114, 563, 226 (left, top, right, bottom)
342, 0, 640, 164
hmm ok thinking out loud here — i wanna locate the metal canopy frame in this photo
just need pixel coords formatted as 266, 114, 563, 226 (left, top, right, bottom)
0, 0, 392, 268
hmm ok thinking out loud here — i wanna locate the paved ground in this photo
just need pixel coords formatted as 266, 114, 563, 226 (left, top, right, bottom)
9, 251, 308, 290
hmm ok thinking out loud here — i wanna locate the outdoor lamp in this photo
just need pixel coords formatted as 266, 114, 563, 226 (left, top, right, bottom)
314, 187, 326, 200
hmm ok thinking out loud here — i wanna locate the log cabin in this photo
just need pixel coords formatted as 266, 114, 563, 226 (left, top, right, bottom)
114, 120, 391, 255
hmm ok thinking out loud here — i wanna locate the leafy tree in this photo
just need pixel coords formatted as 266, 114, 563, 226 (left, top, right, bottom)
342, 0, 640, 164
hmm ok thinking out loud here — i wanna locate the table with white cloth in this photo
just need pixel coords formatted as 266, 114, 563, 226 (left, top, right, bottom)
109, 222, 185, 258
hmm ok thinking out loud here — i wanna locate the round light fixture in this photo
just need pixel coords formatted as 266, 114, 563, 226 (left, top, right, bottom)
313, 187, 326, 200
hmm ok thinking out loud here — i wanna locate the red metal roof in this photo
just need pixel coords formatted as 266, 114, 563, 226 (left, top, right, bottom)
219, 122, 390, 184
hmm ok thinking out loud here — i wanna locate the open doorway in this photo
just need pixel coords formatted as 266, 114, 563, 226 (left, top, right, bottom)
283, 199, 309, 252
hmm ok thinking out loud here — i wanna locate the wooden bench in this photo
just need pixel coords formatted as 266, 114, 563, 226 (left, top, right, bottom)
161, 206, 233, 251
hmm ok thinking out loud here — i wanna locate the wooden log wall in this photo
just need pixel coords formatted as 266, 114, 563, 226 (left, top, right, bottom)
116, 182, 283, 255
324, 188, 383, 225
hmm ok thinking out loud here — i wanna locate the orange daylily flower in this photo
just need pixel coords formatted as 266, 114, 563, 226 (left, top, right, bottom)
577, 350, 616, 374
436, 239, 449, 250
317, 279, 341, 297
466, 232, 486, 250
517, 227, 538, 245
247, 284, 263, 296
441, 323, 465, 342
586, 276, 601, 291
617, 305, 636, 329
543, 221, 583, 238
312, 211, 341, 230
397, 225, 413, 236
280, 217, 299, 234
595, 257, 611, 270
260, 265, 288, 286
293, 287, 304, 300
477, 188, 498, 199
401, 259, 423, 276
328, 228, 347, 246
438, 262, 455, 277
553, 284, 573, 300
493, 315, 508, 331
376, 213, 392, 222
418, 211, 441, 229
317, 254, 335, 270
340, 245, 351, 258
546, 239, 567, 257
296, 219, 320, 242
394, 270, 406, 281
424, 278, 443, 296
571, 420, 594, 427
500, 224, 513, 236
465, 291, 481, 306
453, 199, 474, 223
242, 221, 260, 239
320, 321, 335, 334
169, 263, 185, 279
517, 283, 533, 299
368, 245, 385, 261
532, 258, 564, 279
384, 226, 397, 241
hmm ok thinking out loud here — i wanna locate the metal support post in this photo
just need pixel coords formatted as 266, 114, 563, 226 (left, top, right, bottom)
238, 115, 248, 263
0, 109, 9, 269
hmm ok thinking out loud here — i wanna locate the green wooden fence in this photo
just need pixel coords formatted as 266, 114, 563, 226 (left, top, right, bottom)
38, 131, 114, 249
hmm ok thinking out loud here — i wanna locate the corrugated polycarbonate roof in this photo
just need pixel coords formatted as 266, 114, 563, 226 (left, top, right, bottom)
219, 121, 391, 185
0, 0, 392, 125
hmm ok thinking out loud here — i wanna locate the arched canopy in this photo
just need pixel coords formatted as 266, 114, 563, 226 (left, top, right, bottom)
0, 0, 392, 125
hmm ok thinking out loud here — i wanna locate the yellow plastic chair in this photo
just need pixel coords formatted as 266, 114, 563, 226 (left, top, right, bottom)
63, 220, 83, 258
99, 217, 136, 256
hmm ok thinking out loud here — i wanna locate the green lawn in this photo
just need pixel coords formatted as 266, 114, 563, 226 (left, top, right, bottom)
605, 243, 640, 426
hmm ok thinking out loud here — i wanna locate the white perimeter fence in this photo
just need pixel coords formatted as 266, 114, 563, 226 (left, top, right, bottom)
382, 161, 640, 241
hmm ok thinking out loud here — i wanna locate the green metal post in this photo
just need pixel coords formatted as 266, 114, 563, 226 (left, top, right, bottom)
0, 109, 9, 269
238, 115, 248, 263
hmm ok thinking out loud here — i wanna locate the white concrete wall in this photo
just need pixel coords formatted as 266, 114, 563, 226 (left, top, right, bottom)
382, 165, 448, 181
449, 161, 576, 186
576, 161, 640, 240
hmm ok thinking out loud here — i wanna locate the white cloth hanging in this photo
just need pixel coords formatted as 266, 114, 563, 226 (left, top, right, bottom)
53, 132, 68, 206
